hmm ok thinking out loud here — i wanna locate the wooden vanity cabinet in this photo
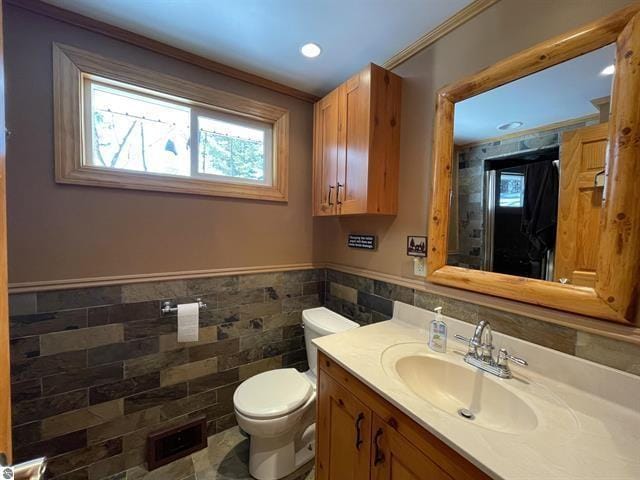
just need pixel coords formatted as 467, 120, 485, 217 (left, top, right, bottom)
312, 64, 401, 217
316, 352, 491, 480
371, 414, 453, 480
316, 372, 372, 480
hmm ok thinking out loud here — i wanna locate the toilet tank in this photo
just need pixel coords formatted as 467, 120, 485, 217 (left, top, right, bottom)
303, 307, 359, 376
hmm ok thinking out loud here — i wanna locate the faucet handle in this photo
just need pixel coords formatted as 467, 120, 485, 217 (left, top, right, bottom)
498, 348, 528, 367
454, 334, 477, 356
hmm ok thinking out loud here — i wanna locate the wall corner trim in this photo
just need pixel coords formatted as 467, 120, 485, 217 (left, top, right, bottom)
383, 0, 501, 71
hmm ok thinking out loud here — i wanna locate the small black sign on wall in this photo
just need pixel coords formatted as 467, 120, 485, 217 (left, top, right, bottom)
348, 234, 376, 250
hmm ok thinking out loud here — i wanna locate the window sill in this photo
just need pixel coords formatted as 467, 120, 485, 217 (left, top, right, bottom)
56, 164, 288, 201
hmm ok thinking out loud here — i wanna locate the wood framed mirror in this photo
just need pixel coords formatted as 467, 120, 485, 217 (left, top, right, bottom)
428, 4, 640, 325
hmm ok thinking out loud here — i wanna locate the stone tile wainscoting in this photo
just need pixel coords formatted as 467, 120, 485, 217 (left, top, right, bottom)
8, 266, 640, 479
324, 269, 640, 376
8, 269, 324, 479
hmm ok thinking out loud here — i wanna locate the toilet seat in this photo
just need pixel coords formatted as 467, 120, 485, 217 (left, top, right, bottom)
234, 368, 313, 420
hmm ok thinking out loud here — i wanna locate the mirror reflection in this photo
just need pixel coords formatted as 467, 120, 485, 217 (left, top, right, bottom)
448, 44, 615, 286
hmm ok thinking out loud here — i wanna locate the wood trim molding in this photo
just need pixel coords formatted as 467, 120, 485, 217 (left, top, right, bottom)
442, 5, 640, 103
455, 113, 599, 149
5, 0, 319, 103
323, 262, 640, 347
9, 259, 640, 345
427, 4, 640, 325
0, 0, 12, 463
383, 0, 500, 70
8, 263, 319, 293
53, 43, 289, 201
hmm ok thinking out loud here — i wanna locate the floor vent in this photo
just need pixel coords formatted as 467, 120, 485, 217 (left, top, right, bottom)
147, 415, 207, 470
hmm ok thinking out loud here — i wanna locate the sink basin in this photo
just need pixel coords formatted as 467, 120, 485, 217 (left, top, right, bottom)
382, 344, 538, 434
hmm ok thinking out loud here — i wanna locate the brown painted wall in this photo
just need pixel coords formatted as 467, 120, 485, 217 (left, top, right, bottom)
6, 0, 636, 287
316, 0, 635, 278
4, 4, 315, 284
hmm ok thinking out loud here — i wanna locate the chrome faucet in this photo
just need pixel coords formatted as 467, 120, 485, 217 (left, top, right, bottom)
454, 320, 527, 379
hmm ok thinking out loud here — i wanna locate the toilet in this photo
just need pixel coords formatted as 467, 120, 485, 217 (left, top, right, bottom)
233, 307, 359, 480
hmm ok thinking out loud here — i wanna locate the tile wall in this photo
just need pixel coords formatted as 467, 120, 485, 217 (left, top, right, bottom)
8, 269, 324, 479
324, 269, 640, 376
8, 266, 640, 479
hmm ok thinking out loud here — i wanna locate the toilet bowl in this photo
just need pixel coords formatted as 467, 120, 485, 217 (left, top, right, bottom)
233, 307, 359, 480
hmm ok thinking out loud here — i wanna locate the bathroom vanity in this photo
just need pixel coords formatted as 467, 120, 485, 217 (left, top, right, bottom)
316, 351, 488, 480
313, 302, 640, 480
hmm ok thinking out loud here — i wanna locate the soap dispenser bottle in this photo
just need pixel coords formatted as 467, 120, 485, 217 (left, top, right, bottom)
429, 306, 447, 353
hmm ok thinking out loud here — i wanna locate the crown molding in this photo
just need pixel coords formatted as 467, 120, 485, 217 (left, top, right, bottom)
5, 0, 320, 103
383, 0, 501, 70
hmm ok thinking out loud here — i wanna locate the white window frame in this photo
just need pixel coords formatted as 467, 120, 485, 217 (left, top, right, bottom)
54, 43, 289, 201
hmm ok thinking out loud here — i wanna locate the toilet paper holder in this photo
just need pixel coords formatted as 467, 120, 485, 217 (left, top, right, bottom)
161, 298, 207, 315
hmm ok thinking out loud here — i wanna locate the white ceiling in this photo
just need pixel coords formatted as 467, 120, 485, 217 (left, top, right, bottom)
42, 0, 473, 96
454, 44, 616, 144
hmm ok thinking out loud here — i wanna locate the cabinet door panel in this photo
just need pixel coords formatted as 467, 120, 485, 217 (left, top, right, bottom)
337, 70, 370, 215
313, 87, 340, 216
316, 372, 371, 480
371, 415, 452, 480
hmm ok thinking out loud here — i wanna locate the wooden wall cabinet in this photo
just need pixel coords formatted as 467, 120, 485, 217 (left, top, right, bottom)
316, 352, 490, 480
313, 64, 401, 216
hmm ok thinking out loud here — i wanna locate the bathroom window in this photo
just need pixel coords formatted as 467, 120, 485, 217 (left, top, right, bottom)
55, 44, 288, 201
86, 81, 192, 177
85, 79, 273, 185
196, 113, 272, 185
498, 173, 525, 207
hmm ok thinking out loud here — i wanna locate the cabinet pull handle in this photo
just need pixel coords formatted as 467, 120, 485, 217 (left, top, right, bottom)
373, 427, 385, 465
354, 413, 365, 449
328, 185, 335, 206
336, 183, 343, 205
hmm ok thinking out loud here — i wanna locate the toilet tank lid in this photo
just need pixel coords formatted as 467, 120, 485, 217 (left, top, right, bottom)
302, 307, 359, 335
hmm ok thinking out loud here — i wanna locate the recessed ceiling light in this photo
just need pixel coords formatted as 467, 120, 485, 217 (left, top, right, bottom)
300, 42, 322, 58
497, 121, 524, 131
600, 64, 615, 76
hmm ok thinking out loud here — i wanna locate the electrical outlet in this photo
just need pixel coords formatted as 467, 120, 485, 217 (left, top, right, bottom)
413, 257, 426, 276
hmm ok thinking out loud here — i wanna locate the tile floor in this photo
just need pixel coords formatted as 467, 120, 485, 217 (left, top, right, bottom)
122, 427, 314, 480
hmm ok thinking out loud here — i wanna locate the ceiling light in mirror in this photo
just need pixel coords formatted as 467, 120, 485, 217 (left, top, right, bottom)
300, 43, 322, 58
497, 121, 524, 131
600, 64, 615, 75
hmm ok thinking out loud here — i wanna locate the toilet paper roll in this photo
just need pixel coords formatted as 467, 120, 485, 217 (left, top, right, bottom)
177, 302, 199, 342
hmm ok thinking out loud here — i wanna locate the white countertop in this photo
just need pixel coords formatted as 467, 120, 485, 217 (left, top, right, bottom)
313, 302, 640, 480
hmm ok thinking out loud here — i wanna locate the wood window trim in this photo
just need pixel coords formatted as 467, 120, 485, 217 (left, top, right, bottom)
53, 43, 289, 202
427, 4, 640, 325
